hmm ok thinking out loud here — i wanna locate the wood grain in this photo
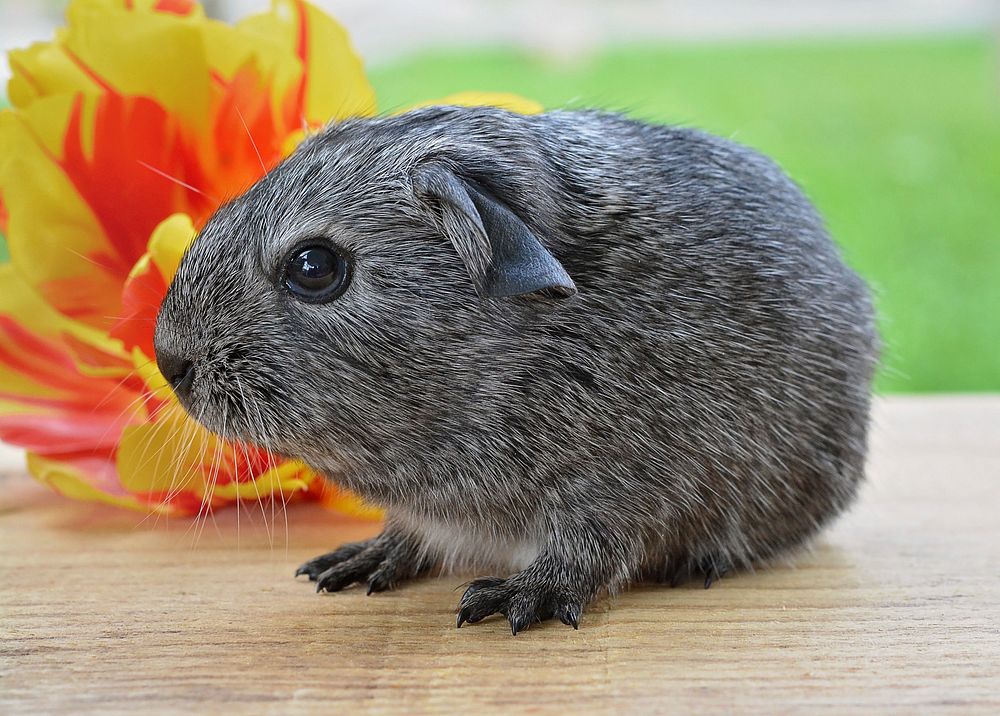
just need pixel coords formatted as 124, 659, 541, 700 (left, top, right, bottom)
1, 396, 998, 714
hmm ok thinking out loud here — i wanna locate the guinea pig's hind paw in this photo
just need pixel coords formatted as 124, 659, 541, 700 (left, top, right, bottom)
656, 554, 731, 589
456, 577, 585, 635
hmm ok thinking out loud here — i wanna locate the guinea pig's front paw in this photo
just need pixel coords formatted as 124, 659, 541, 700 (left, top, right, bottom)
296, 529, 427, 595
456, 574, 586, 635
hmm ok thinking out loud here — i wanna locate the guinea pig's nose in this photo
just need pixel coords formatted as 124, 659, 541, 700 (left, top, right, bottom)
156, 350, 195, 399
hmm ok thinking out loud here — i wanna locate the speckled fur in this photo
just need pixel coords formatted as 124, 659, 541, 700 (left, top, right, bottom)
155, 106, 879, 634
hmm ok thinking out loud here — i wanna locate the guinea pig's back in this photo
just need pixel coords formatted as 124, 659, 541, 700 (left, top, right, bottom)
528, 111, 879, 560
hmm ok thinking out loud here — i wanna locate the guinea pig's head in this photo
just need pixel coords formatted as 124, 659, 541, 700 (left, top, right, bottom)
153, 107, 576, 466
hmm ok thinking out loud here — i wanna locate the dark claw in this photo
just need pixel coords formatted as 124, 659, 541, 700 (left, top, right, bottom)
456, 577, 585, 634
456, 604, 488, 628
702, 563, 729, 589
316, 565, 365, 593
296, 542, 370, 582
366, 572, 390, 595
557, 602, 581, 629
669, 565, 688, 588
509, 610, 534, 636
456, 579, 506, 628
300, 533, 430, 601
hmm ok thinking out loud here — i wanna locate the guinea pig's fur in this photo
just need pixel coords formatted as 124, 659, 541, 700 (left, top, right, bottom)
154, 106, 879, 634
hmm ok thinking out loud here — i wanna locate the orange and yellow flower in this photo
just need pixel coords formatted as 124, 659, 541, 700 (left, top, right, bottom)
0, 0, 540, 518
0, 0, 381, 516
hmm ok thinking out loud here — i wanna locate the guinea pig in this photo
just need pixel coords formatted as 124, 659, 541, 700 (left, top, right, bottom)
154, 106, 879, 635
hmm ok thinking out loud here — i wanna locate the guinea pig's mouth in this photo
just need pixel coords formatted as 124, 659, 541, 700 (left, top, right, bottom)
171, 376, 290, 458
154, 335, 291, 455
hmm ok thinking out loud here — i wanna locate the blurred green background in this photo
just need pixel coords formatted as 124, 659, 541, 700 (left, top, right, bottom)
2, 35, 998, 392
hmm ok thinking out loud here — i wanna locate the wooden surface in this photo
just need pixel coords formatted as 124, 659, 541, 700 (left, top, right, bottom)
1, 395, 998, 715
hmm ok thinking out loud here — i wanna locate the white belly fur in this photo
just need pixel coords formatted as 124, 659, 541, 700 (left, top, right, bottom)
396, 513, 542, 574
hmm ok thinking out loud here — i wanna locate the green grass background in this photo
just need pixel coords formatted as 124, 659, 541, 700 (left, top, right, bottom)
2, 36, 998, 391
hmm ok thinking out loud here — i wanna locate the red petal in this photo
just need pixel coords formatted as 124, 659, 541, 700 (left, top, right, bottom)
110, 259, 166, 357
0, 412, 129, 454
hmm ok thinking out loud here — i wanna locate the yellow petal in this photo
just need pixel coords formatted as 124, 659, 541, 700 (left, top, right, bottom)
210, 459, 311, 500
28, 452, 169, 514
12, 93, 90, 165
148, 213, 195, 282
0, 265, 126, 357
7, 42, 101, 111
61, 0, 214, 131
237, 0, 376, 123
0, 263, 133, 401
0, 111, 117, 325
403, 92, 543, 115
115, 406, 214, 494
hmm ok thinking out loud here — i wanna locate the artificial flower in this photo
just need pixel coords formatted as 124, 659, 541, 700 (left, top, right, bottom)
0, 0, 376, 516
0, 0, 539, 518
0, 0, 540, 518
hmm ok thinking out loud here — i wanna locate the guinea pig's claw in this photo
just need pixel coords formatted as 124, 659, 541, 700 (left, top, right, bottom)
657, 553, 731, 589
455, 576, 585, 634
300, 530, 431, 596
296, 541, 368, 581
455, 606, 480, 629
315, 553, 384, 594
366, 570, 393, 595
509, 611, 533, 637
556, 603, 581, 630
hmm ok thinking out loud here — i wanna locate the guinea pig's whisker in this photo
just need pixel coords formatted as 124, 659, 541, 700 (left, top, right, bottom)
89, 366, 149, 415
128, 410, 186, 518
234, 104, 266, 175
232, 373, 287, 549
188, 408, 224, 547
235, 372, 286, 549
256, 390, 289, 553
61, 246, 116, 272
206, 405, 231, 536
158, 402, 211, 526
139, 400, 205, 529
232, 373, 272, 545
137, 160, 219, 203
89, 391, 145, 445
130, 408, 191, 530
105, 396, 165, 484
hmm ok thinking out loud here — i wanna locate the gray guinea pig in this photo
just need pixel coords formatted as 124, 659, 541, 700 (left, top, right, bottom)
154, 106, 879, 634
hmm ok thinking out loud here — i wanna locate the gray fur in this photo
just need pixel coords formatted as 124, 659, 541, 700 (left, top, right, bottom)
154, 106, 879, 634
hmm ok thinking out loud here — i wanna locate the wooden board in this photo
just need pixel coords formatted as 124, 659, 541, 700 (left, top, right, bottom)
1, 396, 998, 714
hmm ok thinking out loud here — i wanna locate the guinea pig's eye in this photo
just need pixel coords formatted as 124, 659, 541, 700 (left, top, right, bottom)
283, 245, 351, 303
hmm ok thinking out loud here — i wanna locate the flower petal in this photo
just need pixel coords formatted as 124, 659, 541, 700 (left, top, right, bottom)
6, 42, 101, 110
405, 91, 543, 115
115, 407, 215, 495
28, 451, 168, 513
209, 459, 312, 501
61, 0, 214, 131
0, 110, 120, 327
0, 264, 144, 450
148, 213, 195, 281
237, 0, 376, 125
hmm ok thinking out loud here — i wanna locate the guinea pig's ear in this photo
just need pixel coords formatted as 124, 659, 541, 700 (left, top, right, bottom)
411, 164, 576, 299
